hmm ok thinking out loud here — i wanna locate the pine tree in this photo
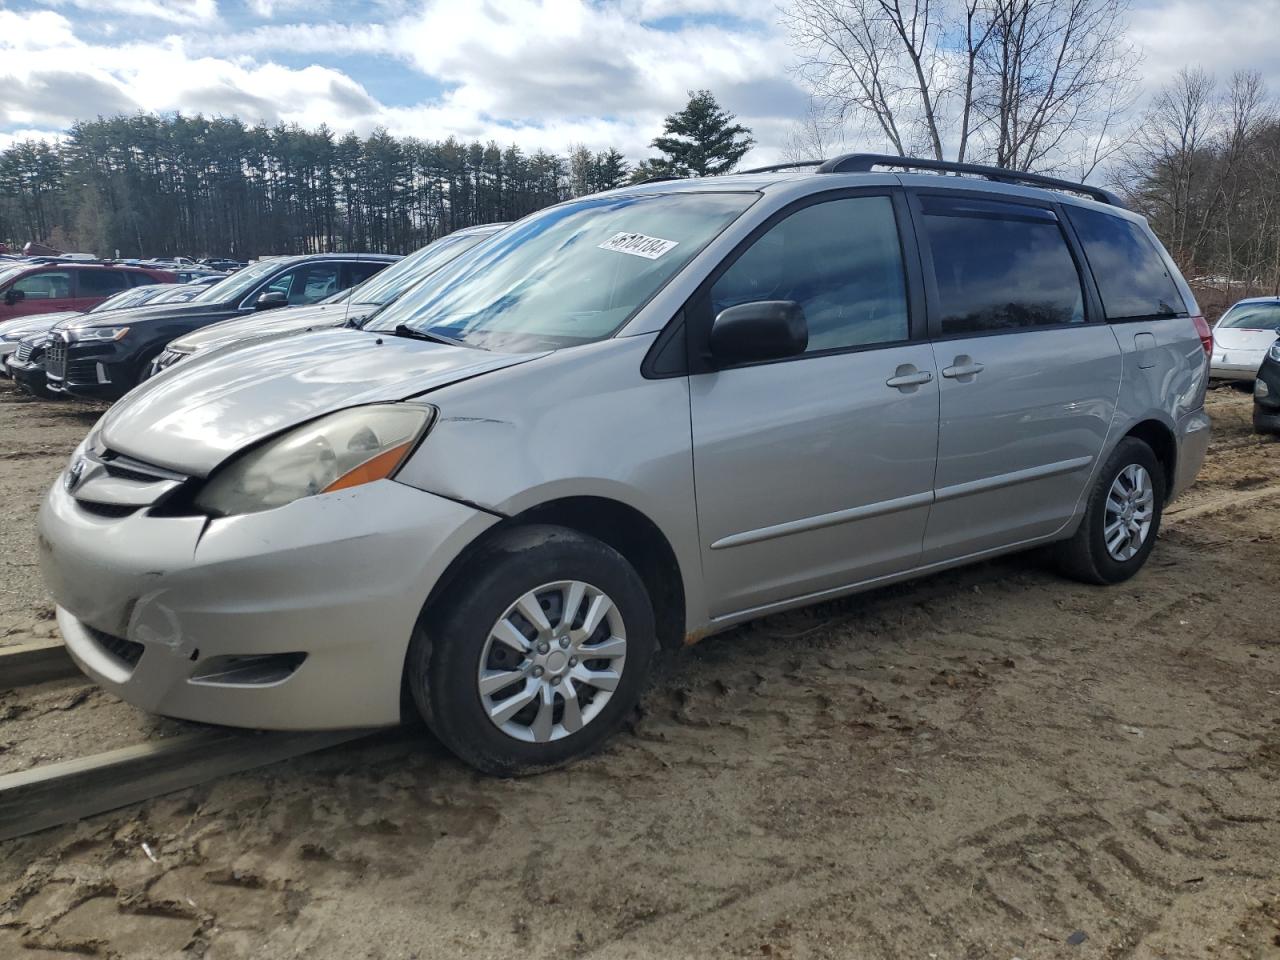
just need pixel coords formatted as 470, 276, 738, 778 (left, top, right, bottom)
648, 90, 754, 177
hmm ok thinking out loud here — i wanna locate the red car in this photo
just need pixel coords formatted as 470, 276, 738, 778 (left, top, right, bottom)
0, 263, 176, 325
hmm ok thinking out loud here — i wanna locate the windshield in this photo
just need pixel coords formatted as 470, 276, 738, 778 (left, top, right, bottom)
366, 192, 756, 351
91, 286, 158, 312
350, 230, 498, 307
0, 266, 26, 288
193, 257, 290, 304
1218, 301, 1280, 330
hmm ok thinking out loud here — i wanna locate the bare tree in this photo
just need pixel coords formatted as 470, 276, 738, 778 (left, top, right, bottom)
784, 0, 953, 159
780, 103, 850, 162
785, 0, 1139, 172
1117, 69, 1280, 303
976, 0, 1138, 172
1115, 67, 1218, 266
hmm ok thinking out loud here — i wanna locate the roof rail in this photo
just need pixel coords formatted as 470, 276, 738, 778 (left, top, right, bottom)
815, 153, 1125, 208
734, 160, 823, 175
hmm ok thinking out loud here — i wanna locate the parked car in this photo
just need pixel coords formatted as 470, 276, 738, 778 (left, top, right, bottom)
0, 263, 175, 325
150, 224, 507, 376
1253, 336, 1280, 434
7, 331, 59, 399
198, 258, 247, 272
1209, 297, 1280, 382
171, 269, 227, 284
44, 253, 398, 400
3, 285, 189, 394
37, 155, 1211, 776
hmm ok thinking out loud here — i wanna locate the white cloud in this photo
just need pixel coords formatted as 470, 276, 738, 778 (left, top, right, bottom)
9, 0, 1273, 171
0, 128, 68, 152
0, 1, 804, 165
1130, 0, 1280, 94
35, 0, 219, 25
248, 0, 328, 17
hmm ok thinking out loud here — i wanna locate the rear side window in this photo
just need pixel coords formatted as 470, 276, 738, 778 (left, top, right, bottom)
709, 195, 909, 353
346, 261, 388, 286
129, 273, 160, 287
919, 195, 1085, 336
77, 270, 128, 296
1063, 206, 1185, 320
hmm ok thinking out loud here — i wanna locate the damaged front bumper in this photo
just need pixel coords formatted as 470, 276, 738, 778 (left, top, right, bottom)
38, 461, 498, 730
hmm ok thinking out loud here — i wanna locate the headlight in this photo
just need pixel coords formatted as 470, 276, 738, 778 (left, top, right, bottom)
193, 404, 433, 516
1269, 341, 1280, 362
70, 326, 129, 342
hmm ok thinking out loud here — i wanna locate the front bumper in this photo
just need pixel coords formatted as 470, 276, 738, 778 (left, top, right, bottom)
1171, 407, 1212, 501
46, 337, 137, 401
6, 353, 54, 397
0, 341, 16, 377
39, 475, 498, 729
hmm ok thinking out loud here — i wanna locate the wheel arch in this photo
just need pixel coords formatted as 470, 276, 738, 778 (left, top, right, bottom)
420, 495, 689, 653
1122, 418, 1177, 502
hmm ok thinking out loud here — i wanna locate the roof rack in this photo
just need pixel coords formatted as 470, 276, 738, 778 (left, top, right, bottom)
815, 153, 1125, 208
734, 160, 823, 175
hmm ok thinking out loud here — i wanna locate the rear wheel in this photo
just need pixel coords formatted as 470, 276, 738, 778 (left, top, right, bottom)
407, 525, 656, 776
1055, 437, 1166, 585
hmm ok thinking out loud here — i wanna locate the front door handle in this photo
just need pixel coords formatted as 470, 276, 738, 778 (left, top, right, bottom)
941, 356, 985, 381
886, 364, 934, 390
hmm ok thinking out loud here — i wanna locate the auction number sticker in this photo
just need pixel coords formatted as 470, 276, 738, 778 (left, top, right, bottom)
598, 232, 679, 260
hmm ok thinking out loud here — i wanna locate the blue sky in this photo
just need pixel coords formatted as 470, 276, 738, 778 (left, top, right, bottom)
2, 0, 1278, 166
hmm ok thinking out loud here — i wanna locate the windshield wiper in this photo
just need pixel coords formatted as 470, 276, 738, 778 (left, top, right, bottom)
389, 323, 465, 347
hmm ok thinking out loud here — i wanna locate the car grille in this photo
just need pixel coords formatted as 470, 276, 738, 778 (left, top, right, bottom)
14, 342, 33, 363
45, 337, 67, 378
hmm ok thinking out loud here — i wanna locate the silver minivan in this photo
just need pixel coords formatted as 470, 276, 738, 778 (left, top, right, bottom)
39, 155, 1212, 775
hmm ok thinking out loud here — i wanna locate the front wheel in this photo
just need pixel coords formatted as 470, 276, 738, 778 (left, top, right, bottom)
407, 525, 656, 776
1055, 437, 1166, 585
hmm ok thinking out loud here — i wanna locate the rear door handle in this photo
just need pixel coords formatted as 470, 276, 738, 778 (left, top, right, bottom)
941, 356, 985, 380
886, 365, 934, 390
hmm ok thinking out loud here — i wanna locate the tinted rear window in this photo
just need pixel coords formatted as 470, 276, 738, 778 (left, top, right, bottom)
920, 195, 1085, 335
77, 270, 129, 296
1064, 206, 1186, 320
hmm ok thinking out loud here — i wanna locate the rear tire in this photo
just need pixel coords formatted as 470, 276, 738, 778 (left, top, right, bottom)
407, 524, 656, 777
1055, 437, 1166, 585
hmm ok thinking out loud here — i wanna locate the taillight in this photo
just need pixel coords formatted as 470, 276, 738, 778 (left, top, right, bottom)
1192, 315, 1212, 357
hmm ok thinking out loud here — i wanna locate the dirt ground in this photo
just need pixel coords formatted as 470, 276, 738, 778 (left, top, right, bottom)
0, 384, 1277, 960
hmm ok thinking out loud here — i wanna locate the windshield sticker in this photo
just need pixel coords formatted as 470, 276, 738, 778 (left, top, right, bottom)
597, 232, 679, 260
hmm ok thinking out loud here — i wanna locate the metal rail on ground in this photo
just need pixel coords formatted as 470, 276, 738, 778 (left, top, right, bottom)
0, 639, 79, 689
0, 727, 373, 842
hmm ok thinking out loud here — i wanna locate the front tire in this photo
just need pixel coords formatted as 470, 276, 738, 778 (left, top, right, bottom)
1055, 437, 1166, 585
407, 525, 656, 776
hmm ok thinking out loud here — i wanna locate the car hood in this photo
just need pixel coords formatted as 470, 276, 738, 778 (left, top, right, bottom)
1213, 326, 1278, 353
99, 327, 544, 476
169, 301, 375, 353
63, 299, 234, 331
0, 311, 81, 339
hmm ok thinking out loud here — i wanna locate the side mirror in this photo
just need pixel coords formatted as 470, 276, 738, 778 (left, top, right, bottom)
255, 290, 288, 311
709, 300, 807, 367
4, 289, 24, 306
